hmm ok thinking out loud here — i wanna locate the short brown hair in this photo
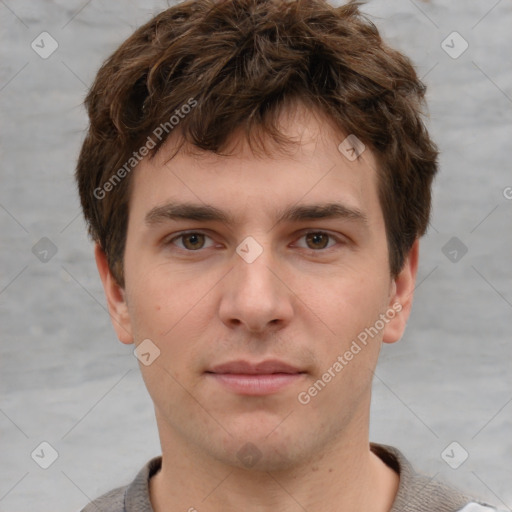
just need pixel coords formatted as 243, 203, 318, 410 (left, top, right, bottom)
76, 0, 438, 287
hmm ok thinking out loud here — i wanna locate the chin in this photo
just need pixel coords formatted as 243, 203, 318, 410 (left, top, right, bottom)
213, 425, 313, 472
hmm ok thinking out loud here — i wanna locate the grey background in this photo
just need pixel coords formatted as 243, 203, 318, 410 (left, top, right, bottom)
1, 0, 511, 510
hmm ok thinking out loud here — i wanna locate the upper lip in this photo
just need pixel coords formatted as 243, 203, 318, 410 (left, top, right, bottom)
207, 359, 304, 375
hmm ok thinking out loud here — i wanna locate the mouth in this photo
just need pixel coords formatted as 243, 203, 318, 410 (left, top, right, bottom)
205, 359, 306, 395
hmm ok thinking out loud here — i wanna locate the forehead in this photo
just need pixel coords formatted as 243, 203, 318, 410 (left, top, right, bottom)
128, 102, 382, 228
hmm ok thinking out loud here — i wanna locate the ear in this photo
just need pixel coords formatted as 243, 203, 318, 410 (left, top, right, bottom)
382, 238, 419, 344
94, 243, 134, 345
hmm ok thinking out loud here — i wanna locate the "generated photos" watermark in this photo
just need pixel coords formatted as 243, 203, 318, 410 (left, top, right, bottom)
297, 301, 402, 405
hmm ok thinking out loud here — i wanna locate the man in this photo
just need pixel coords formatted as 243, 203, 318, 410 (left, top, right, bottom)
76, 0, 500, 510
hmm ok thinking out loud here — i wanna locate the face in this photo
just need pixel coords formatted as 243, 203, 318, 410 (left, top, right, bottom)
96, 102, 417, 471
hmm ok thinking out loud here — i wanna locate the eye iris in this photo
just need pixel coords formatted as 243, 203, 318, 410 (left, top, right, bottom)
306, 232, 329, 250
183, 233, 204, 250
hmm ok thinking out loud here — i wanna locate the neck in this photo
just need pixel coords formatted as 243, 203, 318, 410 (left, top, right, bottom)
149, 412, 399, 512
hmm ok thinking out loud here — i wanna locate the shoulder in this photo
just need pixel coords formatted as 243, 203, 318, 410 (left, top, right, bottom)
456, 505, 507, 512
80, 484, 126, 511
370, 443, 503, 512
80, 456, 162, 512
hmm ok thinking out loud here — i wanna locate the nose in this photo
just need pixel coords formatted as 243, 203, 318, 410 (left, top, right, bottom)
218, 238, 294, 334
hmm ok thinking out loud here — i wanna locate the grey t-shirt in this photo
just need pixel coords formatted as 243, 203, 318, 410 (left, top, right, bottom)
82, 443, 499, 512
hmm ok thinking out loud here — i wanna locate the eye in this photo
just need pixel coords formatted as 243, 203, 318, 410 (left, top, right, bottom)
167, 231, 215, 251
294, 231, 341, 252
164, 230, 343, 254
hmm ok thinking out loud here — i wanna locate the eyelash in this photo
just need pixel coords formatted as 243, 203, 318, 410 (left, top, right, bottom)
164, 230, 344, 255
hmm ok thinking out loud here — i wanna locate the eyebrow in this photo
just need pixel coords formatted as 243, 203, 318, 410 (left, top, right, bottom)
145, 201, 368, 227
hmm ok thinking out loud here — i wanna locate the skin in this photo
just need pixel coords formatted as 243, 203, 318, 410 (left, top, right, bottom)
95, 101, 419, 512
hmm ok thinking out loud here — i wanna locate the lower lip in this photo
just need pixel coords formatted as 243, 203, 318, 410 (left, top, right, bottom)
206, 373, 305, 395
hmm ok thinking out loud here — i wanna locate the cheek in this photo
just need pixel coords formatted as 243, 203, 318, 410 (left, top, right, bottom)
307, 273, 391, 383
123, 270, 183, 358
306, 276, 388, 385
321, 272, 389, 331
125, 270, 213, 370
